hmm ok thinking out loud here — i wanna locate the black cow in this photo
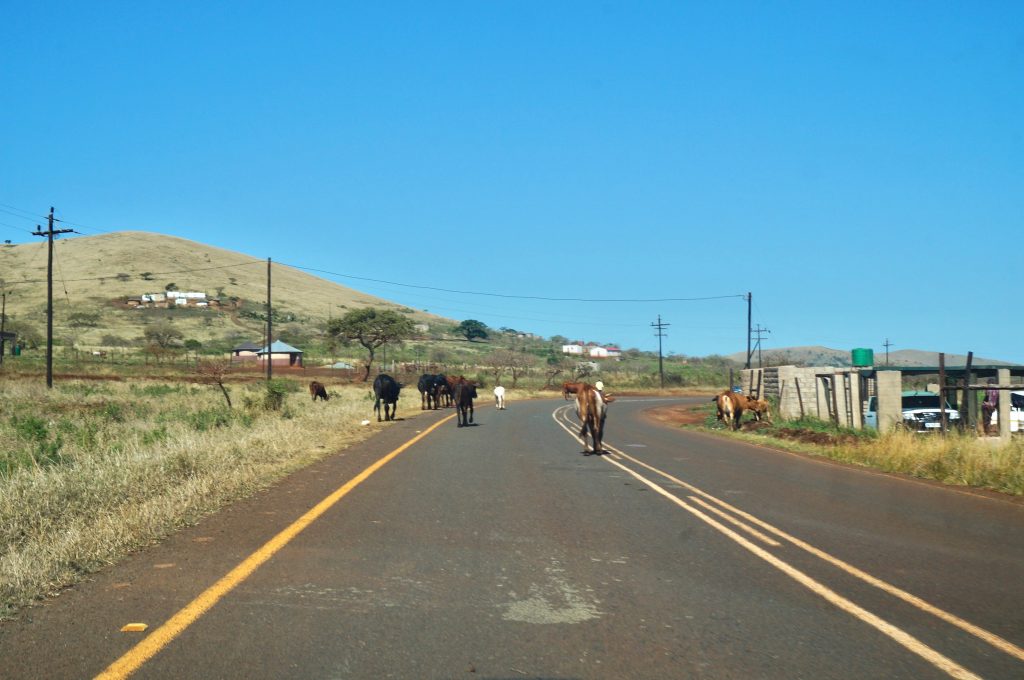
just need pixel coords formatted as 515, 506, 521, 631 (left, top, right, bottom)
373, 374, 401, 422
452, 378, 477, 428
434, 374, 452, 408
309, 380, 329, 402
418, 374, 437, 410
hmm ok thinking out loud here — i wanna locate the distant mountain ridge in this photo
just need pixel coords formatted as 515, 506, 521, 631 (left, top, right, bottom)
727, 345, 1013, 368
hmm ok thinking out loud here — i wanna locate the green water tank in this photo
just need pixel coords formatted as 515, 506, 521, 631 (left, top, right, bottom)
851, 348, 874, 367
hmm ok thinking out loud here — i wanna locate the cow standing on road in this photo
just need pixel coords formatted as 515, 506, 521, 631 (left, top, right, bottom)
452, 378, 478, 427
575, 383, 608, 454
418, 374, 439, 410
493, 385, 506, 410
562, 382, 584, 400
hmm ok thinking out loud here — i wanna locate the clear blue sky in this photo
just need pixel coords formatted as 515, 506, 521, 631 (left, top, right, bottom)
2, 2, 1021, 362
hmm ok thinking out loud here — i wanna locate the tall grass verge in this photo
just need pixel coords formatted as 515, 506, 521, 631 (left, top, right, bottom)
699, 403, 1024, 497
0, 378, 393, 618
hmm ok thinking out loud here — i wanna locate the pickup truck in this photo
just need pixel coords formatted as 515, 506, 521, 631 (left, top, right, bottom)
990, 390, 1024, 433
864, 391, 960, 432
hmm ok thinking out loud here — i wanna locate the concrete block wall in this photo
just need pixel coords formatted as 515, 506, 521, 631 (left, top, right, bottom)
742, 366, 833, 420
876, 371, 902, 432
742, 366, 866, 426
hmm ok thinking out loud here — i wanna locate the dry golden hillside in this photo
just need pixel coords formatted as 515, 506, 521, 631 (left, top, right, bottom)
0, 231, 448, 349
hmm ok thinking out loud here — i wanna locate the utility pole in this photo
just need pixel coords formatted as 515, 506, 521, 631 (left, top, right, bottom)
266, 257, 272, 381
651, 314, 670, 389
883, 338, 894, 366
0, 291, 6, 365
745, 292, 753, 369
752, 324, 771, 368
33, 208, 73, 389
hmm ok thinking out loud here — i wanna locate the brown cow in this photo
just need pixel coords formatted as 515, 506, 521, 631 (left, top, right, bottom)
309, 380, 329, 402
562, 382, 584, 400
716, 391, 745, 430
745, 397, 771, 422
575, 383, 608, 454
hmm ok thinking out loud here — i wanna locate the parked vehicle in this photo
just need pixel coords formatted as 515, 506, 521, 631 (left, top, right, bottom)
990, 391, 1024, 433
864, 391, 960, 432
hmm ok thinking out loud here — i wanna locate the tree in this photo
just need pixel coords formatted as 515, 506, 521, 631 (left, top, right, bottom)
196, 358, 233, 408
143, 320, 184, 349
4, 319, 43, 349
485, 349, 535, 388
456, 319, 489, 342
326, 308, 414, 381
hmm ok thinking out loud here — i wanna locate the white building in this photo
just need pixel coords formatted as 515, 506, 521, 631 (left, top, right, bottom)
562, 344, 585, 355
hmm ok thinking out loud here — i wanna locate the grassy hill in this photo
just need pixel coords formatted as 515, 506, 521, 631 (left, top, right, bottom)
0, 231, 450, 351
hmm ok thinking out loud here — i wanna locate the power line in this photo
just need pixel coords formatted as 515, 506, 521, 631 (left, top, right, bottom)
0, 202, 748, 305
0, 219, 37, 235
280, 261, 745, 304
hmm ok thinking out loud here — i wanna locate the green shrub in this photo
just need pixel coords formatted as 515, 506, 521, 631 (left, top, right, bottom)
186, 408, 234, 431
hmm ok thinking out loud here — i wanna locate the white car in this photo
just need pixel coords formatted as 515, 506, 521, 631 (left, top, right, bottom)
990, 391, 1024, 433
864, 391, 960, 431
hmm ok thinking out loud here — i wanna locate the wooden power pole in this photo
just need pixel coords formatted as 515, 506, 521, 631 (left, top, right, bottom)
651, 314, 670, 389
266, 257, 272, 381
33, 208, 73, 388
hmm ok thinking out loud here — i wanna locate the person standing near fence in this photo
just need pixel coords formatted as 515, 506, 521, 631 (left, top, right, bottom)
982, 379, 999, 435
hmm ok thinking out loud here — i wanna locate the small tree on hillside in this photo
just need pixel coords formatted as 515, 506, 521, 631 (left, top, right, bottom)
196, 358, 233, 408
486, 349, 535, 388
144, 320, 184, 349
455, 319, 488, 342
326, 308, 414, 381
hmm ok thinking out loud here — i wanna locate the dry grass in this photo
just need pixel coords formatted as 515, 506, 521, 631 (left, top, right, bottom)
707, 411, 1024, 497
830, 431, 1024, 495
0, 376, 403, 618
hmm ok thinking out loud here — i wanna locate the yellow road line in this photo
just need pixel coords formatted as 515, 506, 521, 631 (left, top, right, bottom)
685, 495, 781, 547
96, 414, 456, 680
550, 406, 989, 679
605, 440, 1024, 665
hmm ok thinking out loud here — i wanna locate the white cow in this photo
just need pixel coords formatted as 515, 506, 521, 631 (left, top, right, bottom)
493, 385, 506, 410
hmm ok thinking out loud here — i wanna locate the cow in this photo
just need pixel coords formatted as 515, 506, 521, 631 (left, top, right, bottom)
562, 381, 584, 400
745, 397, 771, 423
493, 385, 506, 410
716, 391, 746, 431
452, 377, 477, 427
575, 383, 608, 454
418, 374, 438, 410
434, 375, 452, 408
309, 380, 329, 402
373, 374, 401, 422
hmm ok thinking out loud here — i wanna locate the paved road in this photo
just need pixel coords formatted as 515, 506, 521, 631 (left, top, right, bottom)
2, 396, 1022, 679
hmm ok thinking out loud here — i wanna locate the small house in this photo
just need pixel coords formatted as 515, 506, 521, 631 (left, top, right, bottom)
257, 340, 304, 368
231, 341, 263, 361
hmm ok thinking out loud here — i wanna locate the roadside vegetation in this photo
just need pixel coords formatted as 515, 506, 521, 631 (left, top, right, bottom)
696, 402, 1024, 496
0, 377, 386, 619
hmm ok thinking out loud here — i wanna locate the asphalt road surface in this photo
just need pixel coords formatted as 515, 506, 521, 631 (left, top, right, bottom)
2, 396, 1022, 679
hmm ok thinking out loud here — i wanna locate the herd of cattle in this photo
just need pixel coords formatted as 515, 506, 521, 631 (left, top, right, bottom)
308, 375, 610, 453
310, 376, 764, 452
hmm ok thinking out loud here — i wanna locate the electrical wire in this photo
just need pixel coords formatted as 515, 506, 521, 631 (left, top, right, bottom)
0, 220, 36, 235
279, 261, 746, 304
